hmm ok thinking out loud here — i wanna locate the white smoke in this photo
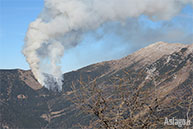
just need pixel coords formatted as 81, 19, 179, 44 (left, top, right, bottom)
23, 0, 193, 90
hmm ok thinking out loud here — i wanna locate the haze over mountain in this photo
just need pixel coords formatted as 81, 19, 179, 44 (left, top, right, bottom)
0, 42, 193, 128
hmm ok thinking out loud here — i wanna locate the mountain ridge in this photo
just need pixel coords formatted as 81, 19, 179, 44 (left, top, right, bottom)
0, 42, 193, 128
1, 42, 191, 76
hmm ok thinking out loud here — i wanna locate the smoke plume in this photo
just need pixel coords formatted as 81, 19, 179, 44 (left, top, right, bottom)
23, 0, 193, 90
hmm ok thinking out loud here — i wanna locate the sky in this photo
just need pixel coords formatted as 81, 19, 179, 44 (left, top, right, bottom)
0, 0, 43, 70
0, 0, 193, 73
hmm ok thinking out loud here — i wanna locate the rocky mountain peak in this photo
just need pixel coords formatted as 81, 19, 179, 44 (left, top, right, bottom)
1, 42, 193, 129
109, 42, 192, 71
132, 41, 188, 60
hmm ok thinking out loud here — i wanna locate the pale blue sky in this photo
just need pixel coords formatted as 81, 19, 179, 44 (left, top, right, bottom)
0, 0, 193, 72
0, 0, 43, 70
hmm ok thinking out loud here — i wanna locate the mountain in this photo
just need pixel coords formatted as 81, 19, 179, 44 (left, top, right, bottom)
0, 42, 193, 128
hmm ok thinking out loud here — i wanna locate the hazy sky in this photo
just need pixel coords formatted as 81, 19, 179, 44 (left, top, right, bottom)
0, 0, 193, 73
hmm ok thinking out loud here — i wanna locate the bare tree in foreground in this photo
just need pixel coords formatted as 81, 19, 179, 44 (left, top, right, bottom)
69, 70, 193, 129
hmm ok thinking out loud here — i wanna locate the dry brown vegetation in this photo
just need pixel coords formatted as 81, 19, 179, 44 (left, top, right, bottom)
69, 70, 193, 129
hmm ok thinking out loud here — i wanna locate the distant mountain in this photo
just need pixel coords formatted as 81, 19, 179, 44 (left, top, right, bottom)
0, 42, 193, 128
